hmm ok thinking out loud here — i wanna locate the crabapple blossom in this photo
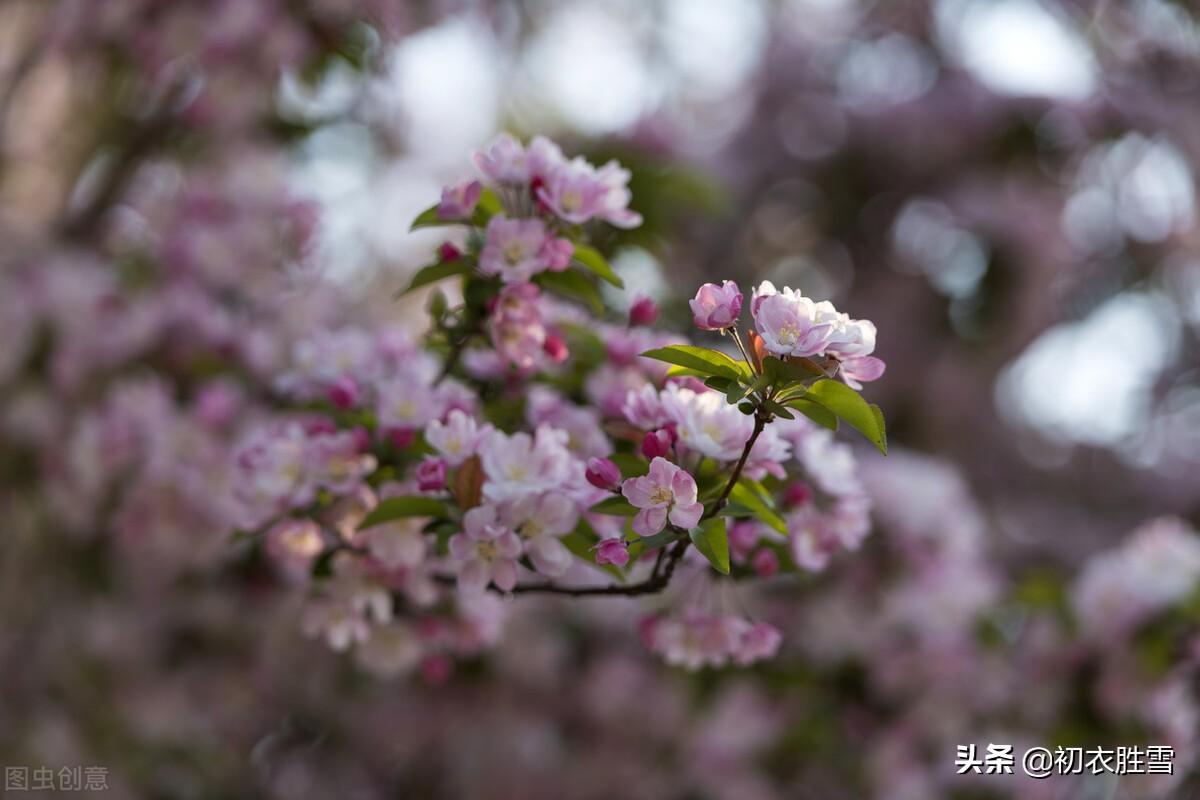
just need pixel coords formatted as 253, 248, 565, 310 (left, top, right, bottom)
479, 425, 579, 503
437, 179, 481, 219
595, 538, 631, 567
499, 493, 578, 577
448, 505, 523, 593
750, 281, 835, 357
488, 282, 547, 369
641, 611, 782, 669
362, 519, 428, 570
658, 383, 756, 462
689, 281, 743, 330
621, 457, 704, 536
424, 410, 493, 467
479, 216, 553, 284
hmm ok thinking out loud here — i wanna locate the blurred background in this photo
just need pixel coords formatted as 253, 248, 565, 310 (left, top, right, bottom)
1, 1, 1199, 798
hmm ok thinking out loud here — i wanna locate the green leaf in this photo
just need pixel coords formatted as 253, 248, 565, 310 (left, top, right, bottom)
359, 497, 450, 530
640, 345, 750, 381
786, 397, 838, 431
571, 244, 624, 288
401, 259, 473, 295
409, 204, 444, 231
608, 453, 648, 478
726, 481, 787, 535
535, 270, 604, 314
763, 356, 826, 385
703, 376, 733, 392
589, 496, 638, 517
762, 400, 795, 420
689, 517, 730, 575
802, 379, 888, 454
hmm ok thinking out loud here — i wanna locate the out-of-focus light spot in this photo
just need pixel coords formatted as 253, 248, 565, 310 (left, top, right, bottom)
277, 60, 362, 122
892, 199, 988, 298
936, 0, 1097, 101
996, 292, 1181, 448
777, 93, 847, 160
376, 19, 500, 158
1063, 134, 1195, 253
1164, 254, 1200, 327
836, 34, 938, 109
661, 0, 766, 99
606, 248, 667, 309
520, 5, 656, 135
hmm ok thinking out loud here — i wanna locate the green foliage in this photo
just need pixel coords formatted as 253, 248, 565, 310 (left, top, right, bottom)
571, 244, 624, 288
724, 480, 788, 535
534, 269, 604, 314
799, 380, 887, 454
690, 517, 730, 574
640, 345, 750, 381
400, 259, 473, 295
358, 497, 451, 530
589, 496, 638, 517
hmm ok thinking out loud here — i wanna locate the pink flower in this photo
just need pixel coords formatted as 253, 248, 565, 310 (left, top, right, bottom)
628, 296, 658, 326
437, 179, 481, 219
585, 457, 621, 491
488, 283, 547, 370
416, 458, 447, 491
536, 159, 611, 224
839, 355, 886, 390
479, 216, 551, 284
479, 425, 578, 503
540, 236, 574, 271
689, 281, 743, 330
750, 281, 835, 357
472, 133, 530, 183
735, 622, 782, 665
621, 456, 704, 536
595, 160, 642, 228
659, 383, 755, 462
448, 505, 523, 592
307, 429, 377, 495
595, 538, 630, 567
499, 492, 577, 577
424, 409, 493, 467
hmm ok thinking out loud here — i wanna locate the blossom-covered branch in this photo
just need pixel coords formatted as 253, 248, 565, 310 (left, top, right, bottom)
234, 133, 888, 673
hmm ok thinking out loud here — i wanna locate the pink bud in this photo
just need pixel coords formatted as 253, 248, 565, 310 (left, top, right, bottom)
595, 538, 630, 567
784, 481, 813, 507
586, 457, 622, 491
752, 548, 779, 578
438, 242, 462, 262
628, 296, 658, 326
728, 521, 759, 561
328, 376, 360, 410
542, 332, 569, 363
350, 426, 371, 453
689, 280, 743, 330
641, 428, 673, 460
417, 458, 447, 491
387, 427, 416, 449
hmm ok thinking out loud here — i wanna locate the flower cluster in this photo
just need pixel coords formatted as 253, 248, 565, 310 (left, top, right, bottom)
232, 135, 890, 674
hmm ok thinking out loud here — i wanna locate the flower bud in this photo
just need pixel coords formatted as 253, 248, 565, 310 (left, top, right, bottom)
641, 428, 674, 460
689, 280, 742, 330
438, 242, 462, 262
417, 458, 448, 492
595, 538, 630, 567
585, 457, 622, 491
328, 375, 360, 410
628, 295, 658, 326
752, 548, 779, 578
784, 481, 813, 507
542, 332, 569, 363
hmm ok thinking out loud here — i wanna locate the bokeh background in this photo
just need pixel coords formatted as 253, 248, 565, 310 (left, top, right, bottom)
2, 1, 1199, 798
